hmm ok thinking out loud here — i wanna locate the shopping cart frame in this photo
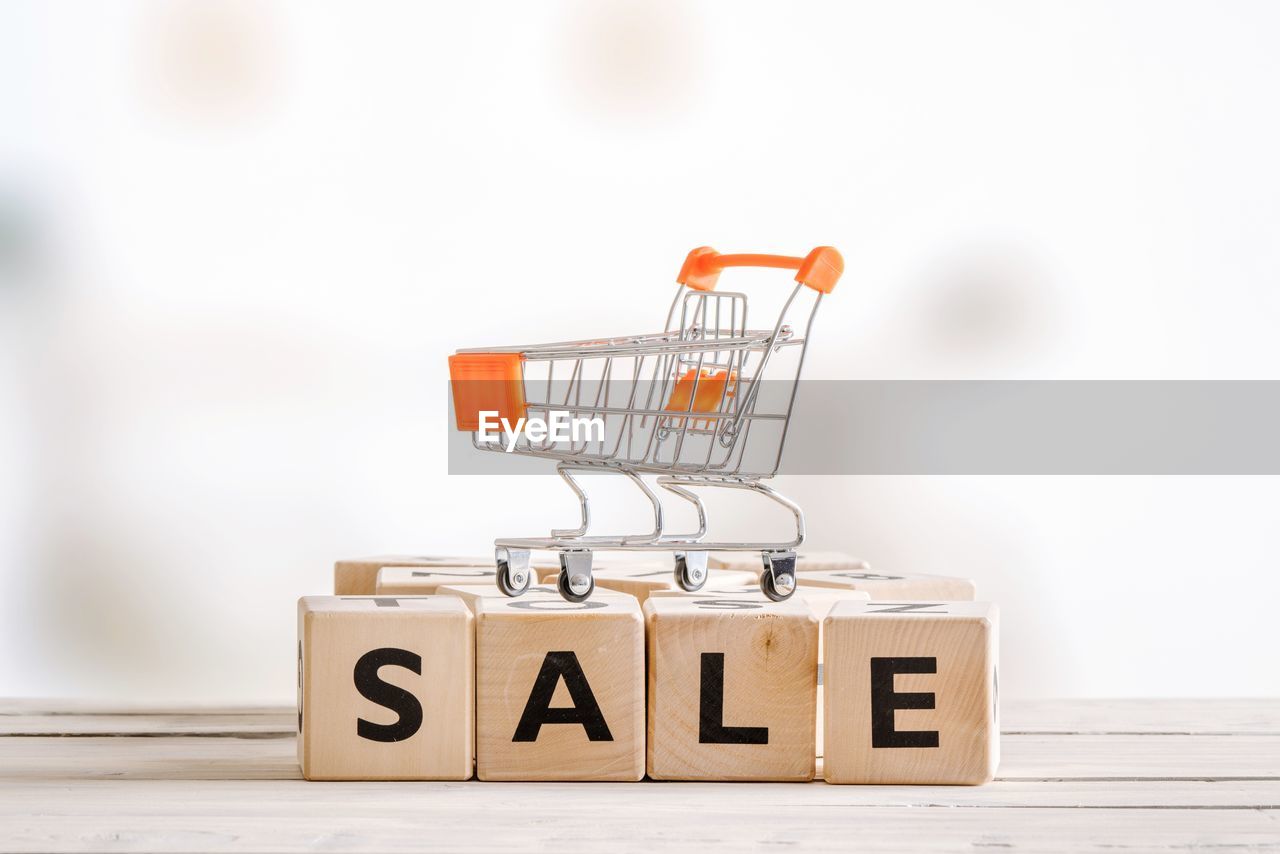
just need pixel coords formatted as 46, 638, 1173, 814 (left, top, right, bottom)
450, 245, 843, 601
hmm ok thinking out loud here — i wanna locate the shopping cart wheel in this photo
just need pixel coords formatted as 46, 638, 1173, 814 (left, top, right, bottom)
495, 547, 532, 597
674, 551, 709, 592
557, 550, 595, 603
760, 551, 797, 602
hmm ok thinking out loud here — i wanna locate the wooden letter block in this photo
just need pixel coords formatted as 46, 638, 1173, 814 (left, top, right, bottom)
435, 583, 635, 612
297, 595, 473, 780
710, 551, 871, 572
823, 600, 999, 785
474, 596, 645, 781
334, 555, 490, 596
647, 585, 869, 759
592, 564, 756, 604
799, 569, 976, 600
376, 566, 499, 595
645, 596, 818, 781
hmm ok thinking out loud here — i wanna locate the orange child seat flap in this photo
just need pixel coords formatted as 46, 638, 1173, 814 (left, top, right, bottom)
449, 353, 527, 432
663, 367, 736, 430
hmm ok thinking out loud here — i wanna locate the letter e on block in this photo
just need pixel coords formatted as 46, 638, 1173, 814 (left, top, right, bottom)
823, 600, 999, 785
297, 596, 474, 780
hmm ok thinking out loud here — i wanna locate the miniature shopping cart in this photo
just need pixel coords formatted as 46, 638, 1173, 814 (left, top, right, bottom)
449, 245, 843, 602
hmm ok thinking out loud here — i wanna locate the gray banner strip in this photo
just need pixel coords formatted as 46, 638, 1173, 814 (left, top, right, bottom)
447, 381, 1280, 475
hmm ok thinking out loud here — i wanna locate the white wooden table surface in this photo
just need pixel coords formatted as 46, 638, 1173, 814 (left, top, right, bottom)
2, 699, 1277, 852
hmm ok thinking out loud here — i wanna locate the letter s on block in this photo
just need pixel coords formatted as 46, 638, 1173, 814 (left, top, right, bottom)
353, 647, 424, 743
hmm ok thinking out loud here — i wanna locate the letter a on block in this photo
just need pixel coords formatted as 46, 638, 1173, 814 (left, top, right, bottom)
474, 595, 644, 781
513, 651, 614, 742
823, 600, 999, 785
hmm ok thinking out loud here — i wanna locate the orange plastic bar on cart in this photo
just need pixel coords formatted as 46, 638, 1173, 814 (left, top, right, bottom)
448, 352, 527, 432
677, 246, 843, 294
664, 367, 735, 431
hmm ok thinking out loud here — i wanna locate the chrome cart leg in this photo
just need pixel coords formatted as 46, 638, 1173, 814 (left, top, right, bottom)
674, 550, 709, 592
557, 550, 595, 603
760, 550, 797, 602
550, 465, 590, 538
495, 547, 532, 597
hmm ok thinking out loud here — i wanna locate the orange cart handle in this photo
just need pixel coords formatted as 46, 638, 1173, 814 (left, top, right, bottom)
677, 246, 843, 294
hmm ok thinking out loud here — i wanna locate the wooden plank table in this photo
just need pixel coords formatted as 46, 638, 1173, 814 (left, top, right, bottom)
2, 699, 1277, 852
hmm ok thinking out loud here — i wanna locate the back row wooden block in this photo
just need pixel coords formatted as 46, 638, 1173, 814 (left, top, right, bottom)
799, 569, 976, 600
823, 600, 999, 785
436, 582, 635, 611
335, 554, 590, 596
474, 593, 646, 781
584, 563, 758, 604
644, 596, 818, 781
297, 596, 473, 780
709, 551, 870, 572
376, 566, 502, 595
334, 555, 488, 596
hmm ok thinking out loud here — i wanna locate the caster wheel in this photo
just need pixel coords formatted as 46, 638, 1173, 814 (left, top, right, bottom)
760, 551, 797, 602
557, 569, 595, 603
674, 551, 709, 592
759, 569, 795, 601
495, 547, 532, 597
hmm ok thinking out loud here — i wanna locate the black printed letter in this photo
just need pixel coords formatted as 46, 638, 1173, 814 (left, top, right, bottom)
512, 651, 613, 742
699, 653, 768, 744
353, 647, 423, 743
870, 656, 939, 748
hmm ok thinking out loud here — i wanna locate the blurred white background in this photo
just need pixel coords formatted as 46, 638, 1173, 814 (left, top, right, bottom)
2, 0, 1277, 703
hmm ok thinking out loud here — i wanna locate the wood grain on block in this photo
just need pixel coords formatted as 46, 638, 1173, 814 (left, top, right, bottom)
435, 583, 636, 612
333, 556, 489, 596
592, 565, 756, 604
644, 596, 818, 781
375, 566, 501, 595
648, 586, 869, 759
798, 569, 976, 600
296, 596, 473, 781
709, 551, 871, 572
794, 587, 871, 759
647, 585, 871, 621
823, 600, 999, 785
474, 596, 645, 781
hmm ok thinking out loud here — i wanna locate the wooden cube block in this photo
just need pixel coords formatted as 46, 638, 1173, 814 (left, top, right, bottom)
297, 595, 473, 780
646, 586, 869, 759
592, 564, 756, 604
799, 569, 976, 600
644, 596, 818, 781
333, 555, 489, 596
823, 600, 999, 785
709, 551, 871, 572
435, 583, 636, 612
474, 595, 645, 781
376, 565, 502, 595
